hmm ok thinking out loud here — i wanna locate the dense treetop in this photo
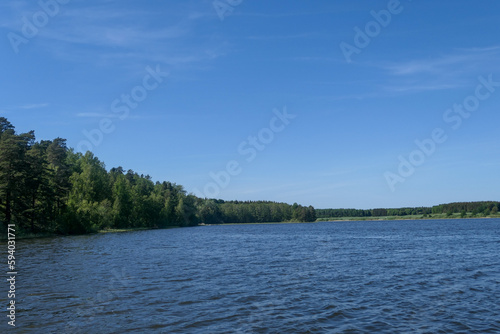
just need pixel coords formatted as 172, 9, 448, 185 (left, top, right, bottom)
0, 118, 316, 235
316, 202, 499, 219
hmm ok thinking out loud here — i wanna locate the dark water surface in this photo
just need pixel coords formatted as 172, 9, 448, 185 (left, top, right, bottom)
3, 219, 500, 333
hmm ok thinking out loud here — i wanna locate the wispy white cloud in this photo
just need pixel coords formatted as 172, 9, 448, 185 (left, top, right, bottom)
4, 2, 226, 70
381, 83, 466, 93
76, 112, 120, 118
235, 9, 357, 19
383, 46, 500, 76
302, 47, 500, 102
1, 103, 49, 111
455, 46, 500, 53
289, 56, 344, 63
362, 46, 500, 94
247, 32, 325, 41
41, 23, 188, 48
76, 112, 147, 120
17, 103, 49, 110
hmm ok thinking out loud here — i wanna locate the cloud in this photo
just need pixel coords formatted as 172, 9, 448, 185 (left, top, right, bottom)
290, 56, 344, 63
247, 32, 325, 41
4, 2, 226, 70
75, 112, 148, 120
301, 47, 500, 102
235, 9, 355, 19
1, 103, 49, 112
16, 103, 49, 110
41, 22, 188, 48
383, 46, 500, 76
76, 112, 120, 118
381, 83, 466, 93
362, 46, 500, 94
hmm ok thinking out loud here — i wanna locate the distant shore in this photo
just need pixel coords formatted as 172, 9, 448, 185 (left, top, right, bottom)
317, 213, 500, 222
200, 215, 500, 226
199, 221, 317, 226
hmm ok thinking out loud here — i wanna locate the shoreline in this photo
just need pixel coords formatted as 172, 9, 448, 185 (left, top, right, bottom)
199, 221, 317, 226
6, 216, 499, 240
318, 215, 500, 222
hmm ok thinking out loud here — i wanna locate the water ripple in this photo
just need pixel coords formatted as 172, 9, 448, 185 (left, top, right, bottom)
1, 219, 499, 333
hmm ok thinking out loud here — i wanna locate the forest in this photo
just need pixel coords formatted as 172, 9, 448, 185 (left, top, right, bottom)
0, 118, 316, 236
316, 201, 499, 219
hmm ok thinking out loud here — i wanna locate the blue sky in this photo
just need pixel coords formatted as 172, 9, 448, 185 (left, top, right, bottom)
1, 0, 499, 209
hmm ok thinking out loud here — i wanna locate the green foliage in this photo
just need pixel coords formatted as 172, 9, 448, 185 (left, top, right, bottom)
316, 206, 433, 219
432, 201, 499, 215
0, 118, 316, 235
213, 201, 314, 224
317, 202, 500, 220
372, 208, 388, 217
315, 208, 373, 218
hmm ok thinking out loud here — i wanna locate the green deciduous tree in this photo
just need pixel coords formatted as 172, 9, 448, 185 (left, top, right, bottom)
0, 117, 318, 235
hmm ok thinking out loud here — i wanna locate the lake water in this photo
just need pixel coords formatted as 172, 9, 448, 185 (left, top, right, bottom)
3, 219, 500, 333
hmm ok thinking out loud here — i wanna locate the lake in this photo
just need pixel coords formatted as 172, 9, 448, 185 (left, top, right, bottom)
3, 219, 500, 333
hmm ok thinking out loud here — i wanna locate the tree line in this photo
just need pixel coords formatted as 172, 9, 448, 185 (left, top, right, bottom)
316, 202, 499, 219
431, 202, 499, 216
0, 118, 316, 235
316, 207, 432, 218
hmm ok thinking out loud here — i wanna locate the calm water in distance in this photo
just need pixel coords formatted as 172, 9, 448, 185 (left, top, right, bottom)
2, 219, 500, 333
